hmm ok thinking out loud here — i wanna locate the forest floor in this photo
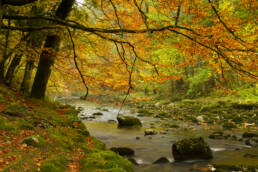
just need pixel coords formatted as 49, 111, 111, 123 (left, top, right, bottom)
0, 84, 134, 172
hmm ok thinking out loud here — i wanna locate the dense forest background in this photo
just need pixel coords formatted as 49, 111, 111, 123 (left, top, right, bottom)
0, 0, 257, 102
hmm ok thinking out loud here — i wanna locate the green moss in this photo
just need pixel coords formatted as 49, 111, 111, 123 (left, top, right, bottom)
22, 136, 48, 148
80, 150, 134, 172
17, 119, 34, 130
155, 112, 169, 119
0, 94, 7, 103
172, 137, 213, 161
91, 137, 106, 150
199, 102, 220, 112
40, 155, 68, 172
0, 116, 19, 133
181, 99, 196, 104
47, 128, 73, 151
7, 102, 27, 113
0, 86, 14, 98
117, 116, 142, 128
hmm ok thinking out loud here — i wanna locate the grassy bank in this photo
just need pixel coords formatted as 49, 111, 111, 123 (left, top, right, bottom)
0, 84, 133, 172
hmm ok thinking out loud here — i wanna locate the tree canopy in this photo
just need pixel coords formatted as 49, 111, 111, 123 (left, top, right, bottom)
0, 0, 257, 99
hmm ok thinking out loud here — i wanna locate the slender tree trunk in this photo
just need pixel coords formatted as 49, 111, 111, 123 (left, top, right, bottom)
0, 19, 10, 80
4, 54, 23, 86
30, 0, 75, 99
20, 58, 34, 94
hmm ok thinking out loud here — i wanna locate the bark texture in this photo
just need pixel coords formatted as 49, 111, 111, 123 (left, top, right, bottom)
30, 0, 75, 99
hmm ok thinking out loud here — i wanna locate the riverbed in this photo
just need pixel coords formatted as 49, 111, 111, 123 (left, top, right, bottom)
67, 99, 257, 172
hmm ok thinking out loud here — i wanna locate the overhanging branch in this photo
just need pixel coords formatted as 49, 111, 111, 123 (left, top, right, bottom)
2, 0, 38, 6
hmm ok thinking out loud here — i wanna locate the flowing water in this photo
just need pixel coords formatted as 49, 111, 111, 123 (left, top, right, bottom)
64, 99, 256, 172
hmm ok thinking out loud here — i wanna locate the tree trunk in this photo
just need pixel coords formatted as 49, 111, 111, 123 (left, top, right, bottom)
20, 58, 34, 94
4, 54, 23, 86
0, 19, 10, 80
30, 0, 75, 99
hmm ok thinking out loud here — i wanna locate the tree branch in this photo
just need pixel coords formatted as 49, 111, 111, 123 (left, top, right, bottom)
67, 28, 89, 100
2, 0, 38, 6
208, 0, 245, 43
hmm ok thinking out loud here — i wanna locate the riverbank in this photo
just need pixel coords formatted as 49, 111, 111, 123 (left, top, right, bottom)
0, 84, 134, 172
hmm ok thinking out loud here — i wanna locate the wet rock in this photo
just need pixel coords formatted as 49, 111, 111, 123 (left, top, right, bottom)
22, 136, 47, 148
245, 139, 257, 147
209, 131, 224, 140
102, 108, 109, 112
79, 116, 95, 120
196, 116, 204, 123
128, 158, 138, 165
232, 103, 257, 110
155, 102, 161, 107
110, 147, 135, 157
107, 120, 116, 123
242, 132, 258, 138
77, 106, 83, 111
92, 112, 103, 116
144, 129, 157, 136
153, 157, 170, 164
117, 115, 142, 128
172, 137, 213, 161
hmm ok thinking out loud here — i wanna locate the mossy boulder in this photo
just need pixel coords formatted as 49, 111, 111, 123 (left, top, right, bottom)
242, 132, 258, 138
22, 136, 47, 148
117, 115, 142, 128
172, 137, 213, 161
40, 155, 68, 172
144, 129, 157, 136
199, 102, 220, 112
110, 147, 135, 157
79, 150, 134, 172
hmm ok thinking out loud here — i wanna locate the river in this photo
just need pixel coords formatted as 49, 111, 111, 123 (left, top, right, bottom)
64, 99, 256, 172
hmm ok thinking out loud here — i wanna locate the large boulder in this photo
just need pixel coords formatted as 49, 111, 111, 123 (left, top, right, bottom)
117, 115, 142, 128
110, 147, 135, 157
172, 137, 213, 161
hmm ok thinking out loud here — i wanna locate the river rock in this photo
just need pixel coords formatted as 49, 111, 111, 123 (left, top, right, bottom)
209, 131, 224, 140
172, 137, 213, 161
117, 115, 142, 128
242, 132, 258, 138
128, 158, 138, 165
92, 112, 103, 116
153, 157, 170, 164
107, 119, 116, 123
155, 102, 161, 107
196, 116, 204, 123
245, 139, 257, 147
110, 147, 135, 157
144, 129, 157, 136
